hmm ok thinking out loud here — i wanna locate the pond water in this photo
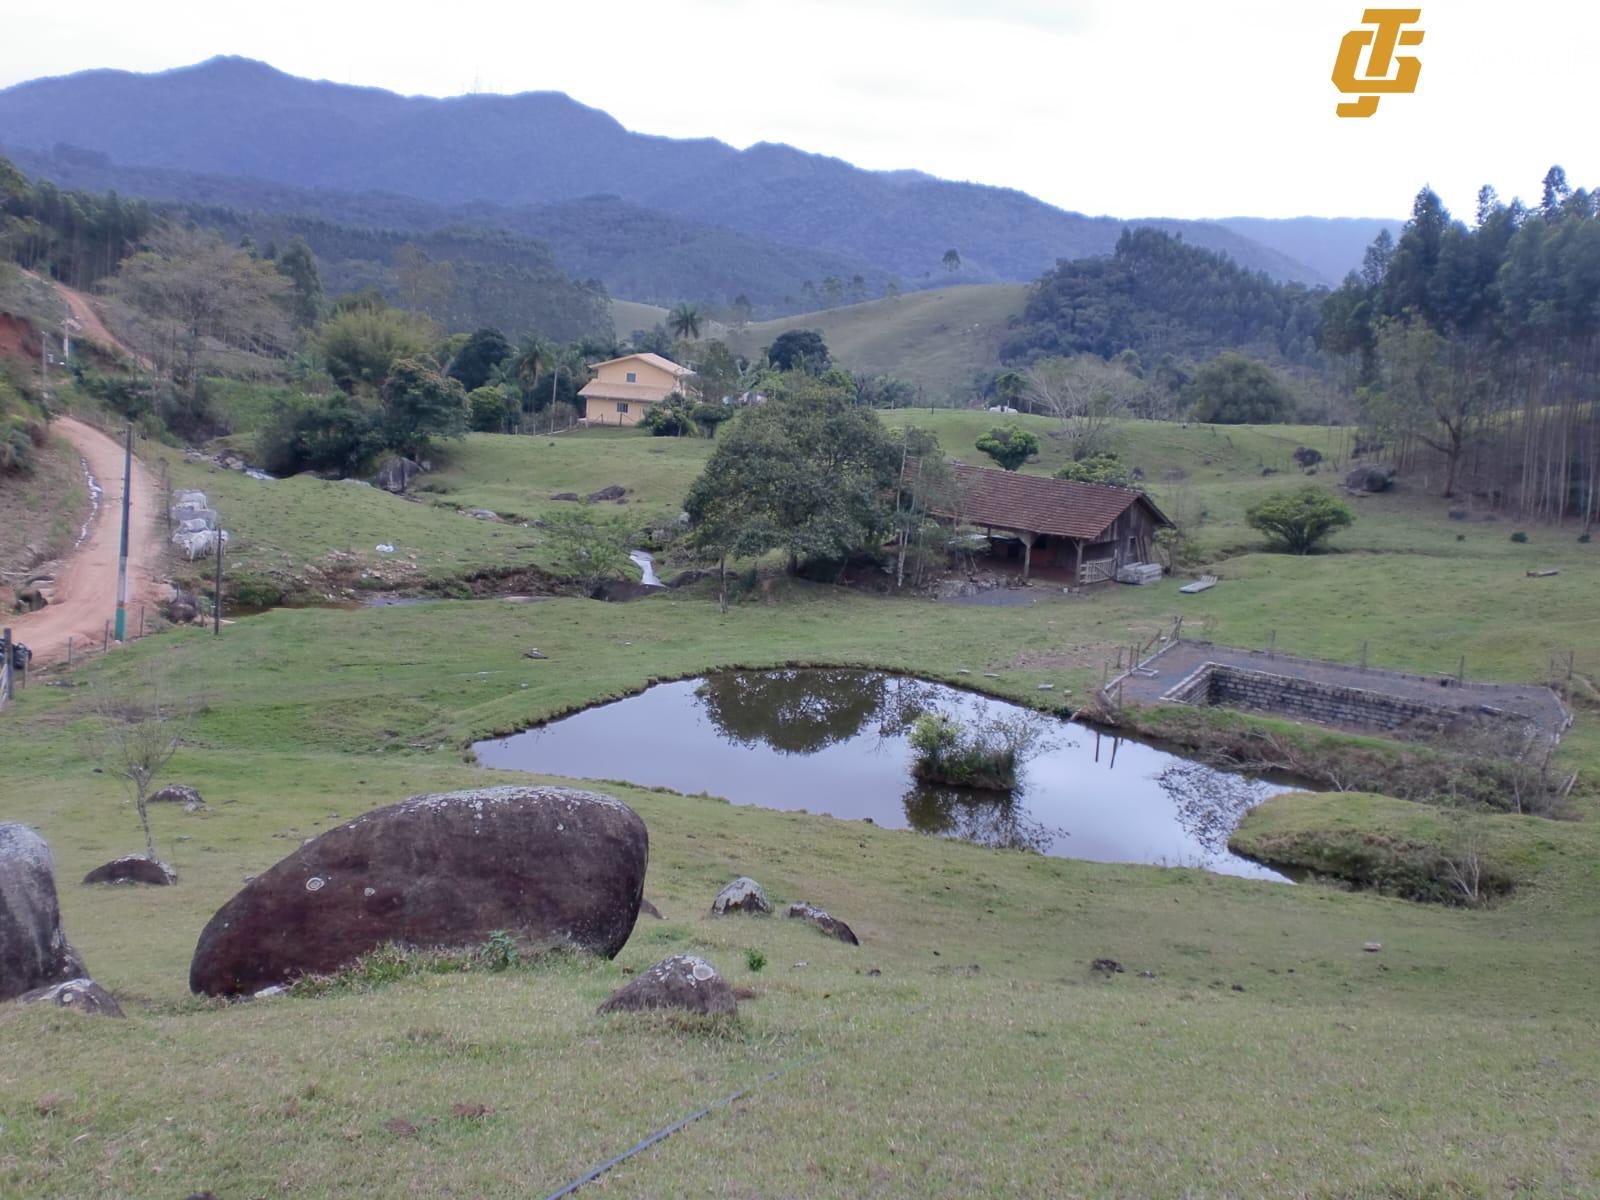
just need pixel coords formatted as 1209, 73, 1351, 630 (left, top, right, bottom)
474, 670, 1294, 880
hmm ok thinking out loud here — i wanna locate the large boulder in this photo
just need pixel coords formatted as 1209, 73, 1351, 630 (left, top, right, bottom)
1346, 465, 1395, 493
598, 954, 735, 1016
710, 876, 772, 916
18, 977, 124, 1018
83, 855, 177, 886
189, 786, 648, 996
586, 484, 626, 502
374, 456, 424, 494
0, 824, 86, 1002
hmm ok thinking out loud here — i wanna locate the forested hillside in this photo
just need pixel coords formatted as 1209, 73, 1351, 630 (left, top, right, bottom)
1321, 169, 1600, 522
1002, 228, 1327, 368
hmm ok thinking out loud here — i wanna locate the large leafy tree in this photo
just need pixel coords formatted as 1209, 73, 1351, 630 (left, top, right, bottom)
1246, 486, 1353, 554
1184, 352, 1296, 424
766, 329, 830, 373
316, 304, 439, 394
275, 236, 323, 328
685, 373, 900, 582
379, 357, 468, 459
541, 507, 638, 596
447, 327, 513, 392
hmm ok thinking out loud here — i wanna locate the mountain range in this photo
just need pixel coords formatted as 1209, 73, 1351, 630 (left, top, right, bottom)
0, 57, 1398, 310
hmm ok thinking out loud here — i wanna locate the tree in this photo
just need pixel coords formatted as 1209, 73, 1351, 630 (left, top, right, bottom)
275, 237, 324, 328
541, 506, 637, 596
1245, 486, 1354, 554
448, 327, 513, 393
942, 248, 961, 272
1024, 355, 1141, 452
468, 384, 520, 433
667, 302, 703, 342
1055, 451, 1131, 486
975, 425, 1039, 471
394, 242, 454, 313
109, 225, 293, 409
87, 670, 191, 861
685, 376, 900, 580
315, 305, 439, 394
1367, 317, 1474, 497
766, 329, 830, 373
691, 340, 740, 406
380, 357, 468, 459
1185, 353, 1295, 424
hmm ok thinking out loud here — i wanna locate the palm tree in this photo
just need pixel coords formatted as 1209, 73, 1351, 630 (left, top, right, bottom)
667, 302, 702, 343
503, 336, 545, 431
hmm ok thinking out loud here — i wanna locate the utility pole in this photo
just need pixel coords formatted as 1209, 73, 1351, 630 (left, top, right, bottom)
213, 532, 224, 636
114, 425, 132, 642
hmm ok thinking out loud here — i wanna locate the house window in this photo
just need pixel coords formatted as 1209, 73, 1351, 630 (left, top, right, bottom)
625, 371, 637, 383
616, 402, 629, 414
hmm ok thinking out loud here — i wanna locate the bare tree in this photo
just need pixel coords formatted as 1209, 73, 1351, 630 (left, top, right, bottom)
85, 669, 193, 860
1023, 356, 1144, 455
1439, 814, 1488, 906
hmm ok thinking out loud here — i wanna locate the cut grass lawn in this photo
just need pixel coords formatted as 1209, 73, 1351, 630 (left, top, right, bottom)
5, 410, 1598, 1197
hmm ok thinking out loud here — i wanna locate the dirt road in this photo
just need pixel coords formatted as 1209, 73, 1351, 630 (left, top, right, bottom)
10, 417, 165, 665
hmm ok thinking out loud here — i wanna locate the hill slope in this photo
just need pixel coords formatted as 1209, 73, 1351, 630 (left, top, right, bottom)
726, 284, 1029, 401
0, 57, 1327, 288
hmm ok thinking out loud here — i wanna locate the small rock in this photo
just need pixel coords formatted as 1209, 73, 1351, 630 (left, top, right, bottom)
82, 855, 176, 886
150, 784, 203, 806
639, 898, 664, 920
1090, 957, 1124, 975
1363, 942, 1383, 953
17, 977, 124, 1017
1231, 983, 1245, 992
867, 968, 882, 977
1137, 970, 1157, 979
184, 800, 206, 814
549, 492, 580, 502
523, 648, 548, 660
710, 876, 772, 916
1037, 683, 1054, 691
383, 1118, 419, 1139
785, 902, 859, 945
597, 954, 735, 1016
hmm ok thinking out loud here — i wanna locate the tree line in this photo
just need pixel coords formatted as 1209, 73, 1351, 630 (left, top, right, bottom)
1321, 167, 1600, 524
0, 156, 155, 289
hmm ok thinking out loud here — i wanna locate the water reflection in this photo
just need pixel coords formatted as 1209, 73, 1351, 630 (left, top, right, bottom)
474, 670, 1293, 880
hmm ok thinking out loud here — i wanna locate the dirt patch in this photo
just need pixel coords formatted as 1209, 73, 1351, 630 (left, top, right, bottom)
0, 313, 38, 360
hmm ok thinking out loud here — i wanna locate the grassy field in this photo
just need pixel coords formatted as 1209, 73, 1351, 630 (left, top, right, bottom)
726, 285, 1029, 402
4, 408, 1599, 1197
611, 299, 672, 339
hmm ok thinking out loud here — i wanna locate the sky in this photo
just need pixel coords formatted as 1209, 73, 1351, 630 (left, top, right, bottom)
2, 0, 1595, 221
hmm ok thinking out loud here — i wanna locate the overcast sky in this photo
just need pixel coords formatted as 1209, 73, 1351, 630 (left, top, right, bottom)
3, 0, 1594, 221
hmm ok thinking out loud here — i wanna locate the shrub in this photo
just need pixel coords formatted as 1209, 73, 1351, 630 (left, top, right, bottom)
1580, 532, 1592, 544
744, 948, 767, 973
1054, 451, 1131, 486
1245, 486, 1354, 554
1510, 531, 1529, 543
975, 425, 1039, 471
909, 709, 1050, 791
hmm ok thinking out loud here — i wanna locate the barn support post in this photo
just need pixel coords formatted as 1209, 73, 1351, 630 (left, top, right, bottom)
1018, 530, 1036, 581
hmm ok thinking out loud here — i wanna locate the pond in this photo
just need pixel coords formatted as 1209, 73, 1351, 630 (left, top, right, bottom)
473, 670, 1295, 880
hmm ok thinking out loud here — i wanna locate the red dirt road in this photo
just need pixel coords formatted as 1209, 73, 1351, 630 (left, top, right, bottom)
11, 417, 165, 665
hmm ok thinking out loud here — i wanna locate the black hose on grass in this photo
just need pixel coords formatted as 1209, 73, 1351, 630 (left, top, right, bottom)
539, 1049, 826, 1199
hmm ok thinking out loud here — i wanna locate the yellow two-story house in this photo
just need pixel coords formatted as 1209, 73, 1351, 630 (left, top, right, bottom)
578, 352, 695, 427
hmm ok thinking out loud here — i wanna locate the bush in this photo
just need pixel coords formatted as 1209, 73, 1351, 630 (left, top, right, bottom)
1580, 532, 1592, 544
909, 709, 1050, 791
1055, 451, 1131, 486
640, 402, 696, 437
975, 425, 1039, 471
1510, 531, 1529, 543
256, 393, 382, 477
744, 948, 767, 973
1245, 486, 1353, 554
1185, 353, 1295, 424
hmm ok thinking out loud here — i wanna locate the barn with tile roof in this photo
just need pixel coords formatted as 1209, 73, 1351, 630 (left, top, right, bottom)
906, 460, 1173, 584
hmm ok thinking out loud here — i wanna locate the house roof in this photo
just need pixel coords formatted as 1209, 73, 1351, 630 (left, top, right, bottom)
589, 352, 695, 377
906, 459, 1172, 540
577, 379, 674, 402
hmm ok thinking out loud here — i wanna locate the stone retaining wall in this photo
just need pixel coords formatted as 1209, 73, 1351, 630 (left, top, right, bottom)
1163, 662, 1528, 734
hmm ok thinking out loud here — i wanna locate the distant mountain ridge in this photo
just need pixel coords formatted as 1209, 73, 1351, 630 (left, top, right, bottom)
0, 57, 1381, 300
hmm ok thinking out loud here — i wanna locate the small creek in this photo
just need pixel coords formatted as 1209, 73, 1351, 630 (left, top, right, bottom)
629, 550, 664, 587
474, 669, 1295, 880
